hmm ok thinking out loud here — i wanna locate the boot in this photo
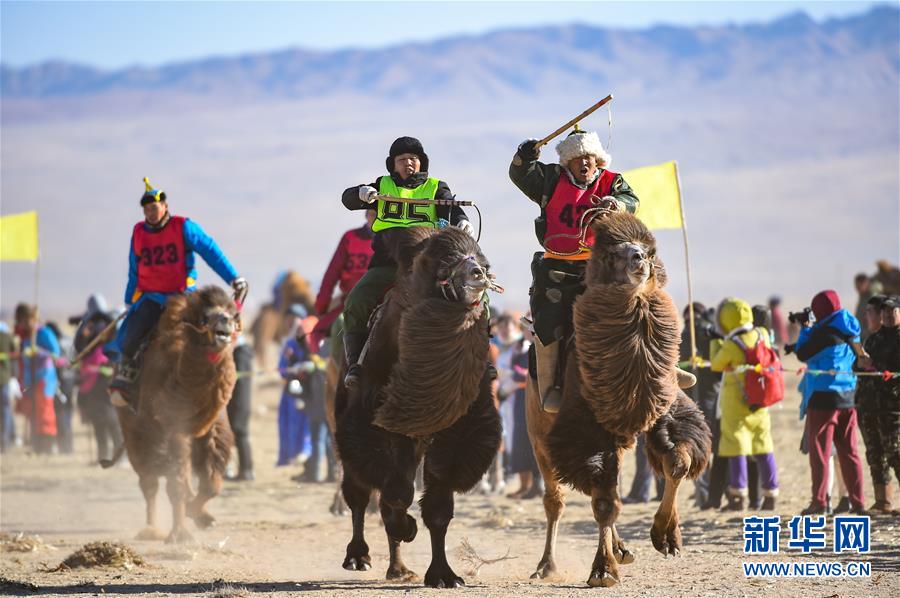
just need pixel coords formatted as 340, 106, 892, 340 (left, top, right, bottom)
676, 368, 697, 389
834, 496, 852, 514
342, 332, 367, 389
724, 493, 746, 511
869, 484, 893, 514
761, 495, 777, 511
534, 338, 563, 413
801, 501, 831, 516
109, 358, 139, 412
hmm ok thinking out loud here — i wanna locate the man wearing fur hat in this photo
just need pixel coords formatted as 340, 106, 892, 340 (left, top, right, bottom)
340, 136, 472, 388
510, 128, 637, 412
510, 128, 693, 412
108, 178, 247, 410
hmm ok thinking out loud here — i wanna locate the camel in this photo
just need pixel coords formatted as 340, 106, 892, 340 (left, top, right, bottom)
334, 226, 502, 587
527, 212, 711, 587
250, 271, 315, 370
107, 286, 240, 544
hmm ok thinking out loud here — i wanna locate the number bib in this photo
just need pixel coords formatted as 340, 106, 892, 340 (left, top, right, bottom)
340, 228, 374, 293
132, 215, 188, 293
543, 170, 616, 255
372, 176, 439, 232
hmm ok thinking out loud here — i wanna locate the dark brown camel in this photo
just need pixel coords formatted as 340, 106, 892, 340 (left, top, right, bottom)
527, 212, 712, 587
335, 226, 502, 587
108, 286, 239, 544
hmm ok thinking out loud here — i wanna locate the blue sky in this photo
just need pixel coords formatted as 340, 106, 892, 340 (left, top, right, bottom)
1, 1, 887, 69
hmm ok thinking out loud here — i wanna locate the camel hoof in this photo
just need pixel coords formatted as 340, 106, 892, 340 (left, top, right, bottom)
615, 548, 635, 565
530, 557, 558, 579
189, 511, 216, 529
165, 528, 196, 545
343, 556, 372, 571
424, 564, 465, 588
386, 565, 419, 582
135, 527, 167, 541
587, 571, 619, 588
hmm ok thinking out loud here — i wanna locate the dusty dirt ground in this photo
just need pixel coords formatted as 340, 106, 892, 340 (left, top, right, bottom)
2, 368, 899, 597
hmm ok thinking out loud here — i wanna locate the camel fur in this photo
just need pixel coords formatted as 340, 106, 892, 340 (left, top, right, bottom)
112, 286, 239, 544
335, 226, 501, 587
527, 212, 712, 587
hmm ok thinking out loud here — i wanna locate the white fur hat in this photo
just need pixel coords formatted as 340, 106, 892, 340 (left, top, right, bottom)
555, 130, 611, 168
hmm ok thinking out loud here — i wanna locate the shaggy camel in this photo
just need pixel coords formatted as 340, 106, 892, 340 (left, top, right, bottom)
527, 212, 711, 587
335, 226, 502, 587
108, 286, 240, 544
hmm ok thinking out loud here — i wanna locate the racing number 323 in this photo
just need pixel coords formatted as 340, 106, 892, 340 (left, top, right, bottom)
381, 200, 432, 223
140, 243, 180, 266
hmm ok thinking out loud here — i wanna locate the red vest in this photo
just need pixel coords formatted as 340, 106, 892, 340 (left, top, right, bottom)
543, 170, 616, 256
339, 229, 373, 294
132, 215, 188, 293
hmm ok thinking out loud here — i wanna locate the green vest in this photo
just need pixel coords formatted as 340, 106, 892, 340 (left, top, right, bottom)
372, 176, 440, 232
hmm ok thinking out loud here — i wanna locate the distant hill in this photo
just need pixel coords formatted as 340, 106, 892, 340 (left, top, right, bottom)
1, 6, 897, 318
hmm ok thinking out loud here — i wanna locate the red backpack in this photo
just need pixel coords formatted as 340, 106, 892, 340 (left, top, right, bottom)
731, 329, 785, 409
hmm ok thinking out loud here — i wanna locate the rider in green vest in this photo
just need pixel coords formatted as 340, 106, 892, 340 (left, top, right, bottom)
340, 136, 474, 388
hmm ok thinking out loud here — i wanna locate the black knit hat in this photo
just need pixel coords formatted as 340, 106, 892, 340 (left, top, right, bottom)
386, 136, 429, 173
883, 295, 900, 309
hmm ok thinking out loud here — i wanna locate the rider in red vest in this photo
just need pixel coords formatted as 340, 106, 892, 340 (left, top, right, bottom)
311, 210, 376, 350
510, 127, 694, 413
109, 178, 248, 409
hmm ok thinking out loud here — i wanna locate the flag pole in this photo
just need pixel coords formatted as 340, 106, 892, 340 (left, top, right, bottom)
673, 161, 698, 364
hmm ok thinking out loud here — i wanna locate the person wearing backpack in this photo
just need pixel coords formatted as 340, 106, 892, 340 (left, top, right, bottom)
794, 289, 867, 515
710, 298, 781, 511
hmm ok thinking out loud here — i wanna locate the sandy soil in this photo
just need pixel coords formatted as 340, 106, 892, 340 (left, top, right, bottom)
2, 369, 898, 597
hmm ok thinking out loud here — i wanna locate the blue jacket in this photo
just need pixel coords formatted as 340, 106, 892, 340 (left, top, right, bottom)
796, 309, 859, 405
21, 326, 61, 397
124, 218, 238, 306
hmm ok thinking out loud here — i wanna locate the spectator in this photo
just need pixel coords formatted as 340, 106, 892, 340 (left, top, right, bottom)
0, 320, 18, 451
679, 303, 724, 509
794, 290, 867, 515
45, 321, 75, 455
710, 298, 779, 511
14, 303, 59, 454
769, 296, 789, 346
72, 295, 122, 463
854, 273, 883, 341
227, 336, 255, 481
276, 312, 319, 471
862, 295, 900, 513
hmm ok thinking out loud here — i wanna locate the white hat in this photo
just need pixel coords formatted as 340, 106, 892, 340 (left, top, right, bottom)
555, 129, 611, 168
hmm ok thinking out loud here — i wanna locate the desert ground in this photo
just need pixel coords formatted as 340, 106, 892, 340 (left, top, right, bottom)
2, 365, 899, 597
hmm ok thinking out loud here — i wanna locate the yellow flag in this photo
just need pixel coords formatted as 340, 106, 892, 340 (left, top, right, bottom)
0, 211, 39, 261
624, 161, 683, 230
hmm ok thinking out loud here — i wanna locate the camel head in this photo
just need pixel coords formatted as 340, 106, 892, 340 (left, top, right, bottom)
179, 286, 240, 354
415, 227, 494, 312
586, 212, 666, 292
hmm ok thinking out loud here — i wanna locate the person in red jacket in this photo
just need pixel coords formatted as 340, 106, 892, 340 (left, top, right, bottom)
311, 211, 376, 350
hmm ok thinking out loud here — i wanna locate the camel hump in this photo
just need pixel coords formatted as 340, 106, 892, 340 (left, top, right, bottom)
380, 227, 436, 271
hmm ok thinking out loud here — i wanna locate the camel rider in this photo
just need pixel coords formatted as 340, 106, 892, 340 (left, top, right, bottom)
311, 210, 376, 352
109, 178, 248, 409
341, 136, 474, 388
510, 127, 695, 413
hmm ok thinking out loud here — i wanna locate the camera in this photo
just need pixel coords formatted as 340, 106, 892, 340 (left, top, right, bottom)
788, 307, 814, 326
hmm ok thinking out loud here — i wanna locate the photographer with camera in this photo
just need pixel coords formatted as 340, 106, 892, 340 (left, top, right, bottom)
793, 290, 868, 515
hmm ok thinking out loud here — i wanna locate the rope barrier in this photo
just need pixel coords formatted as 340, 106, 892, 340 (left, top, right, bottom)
678, 358, 899, 382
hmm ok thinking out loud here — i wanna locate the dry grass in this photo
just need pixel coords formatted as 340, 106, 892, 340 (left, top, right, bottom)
52, 541, 147, 571
0, 531, 57, 553
454, 537, 516, 577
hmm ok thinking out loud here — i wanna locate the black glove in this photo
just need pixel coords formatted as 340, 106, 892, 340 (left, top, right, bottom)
517, 138, 541, 161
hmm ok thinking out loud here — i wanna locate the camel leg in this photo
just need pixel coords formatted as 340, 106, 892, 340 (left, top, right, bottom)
134, 475, 167, 541
420, 474, 464, 588
187, 423, 230, 529
611, 524, 635, 565
587, 449, 622, 588
650, 445, 691, 557
165, 435, 195, 544
341, 474, 372, 571
530, 443, 566, 579
380, 472, 418, 581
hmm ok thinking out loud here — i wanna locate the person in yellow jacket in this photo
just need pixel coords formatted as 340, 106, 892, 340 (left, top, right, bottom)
710, 297, 779, 511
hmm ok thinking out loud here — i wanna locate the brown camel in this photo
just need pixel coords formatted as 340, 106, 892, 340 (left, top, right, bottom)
108, 286, 240, 544
250, 271, 315, 370
527, 212, 711, 587
335, 226, 502, 587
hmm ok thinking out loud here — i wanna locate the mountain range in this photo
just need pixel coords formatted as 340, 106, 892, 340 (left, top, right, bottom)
1, 5, 898, 319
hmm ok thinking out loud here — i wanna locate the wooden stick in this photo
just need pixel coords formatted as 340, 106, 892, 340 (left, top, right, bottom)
69, 311, 126, 367
536, 94, 614, 148
373, 194, 476, 206
674, 161, 698, 364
